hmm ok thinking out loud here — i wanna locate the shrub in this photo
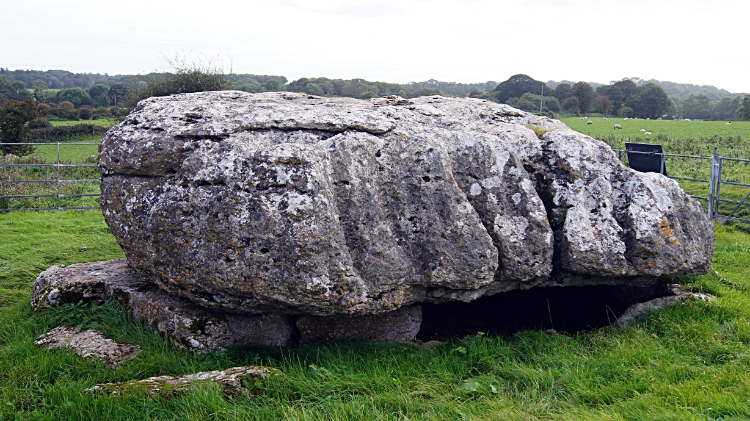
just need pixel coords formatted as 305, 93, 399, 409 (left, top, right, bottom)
0, 97, 41, 156
28, 118, 52, 130
57, 88, 93, 108
57, 101, 78, 120
24, 124, 109, 142
93, 107, 113, 119
79, 105, 93, 120
125, 54, 231, 107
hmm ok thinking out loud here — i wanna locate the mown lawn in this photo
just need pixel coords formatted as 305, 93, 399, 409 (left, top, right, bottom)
0, 209, 748, 421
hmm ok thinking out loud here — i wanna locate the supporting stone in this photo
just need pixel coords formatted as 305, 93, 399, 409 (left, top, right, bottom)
32, 259, 296, 353
297, 305, 422, 343
614, 284, 713, 328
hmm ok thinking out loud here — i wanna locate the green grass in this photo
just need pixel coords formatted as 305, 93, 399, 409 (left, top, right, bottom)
1, 210, 749, 420
49, 119, 119, 128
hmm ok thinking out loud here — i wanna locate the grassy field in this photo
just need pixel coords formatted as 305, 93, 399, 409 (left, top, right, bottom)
49, 119, 120, 128
0, 210, 748, 420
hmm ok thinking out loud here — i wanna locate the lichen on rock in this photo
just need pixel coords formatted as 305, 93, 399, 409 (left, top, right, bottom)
98, 92, 714, 317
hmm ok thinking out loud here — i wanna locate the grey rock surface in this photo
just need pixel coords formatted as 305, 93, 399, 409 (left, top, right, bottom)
85, 365, 281, 396
98, 92, 714, 317
35, 326, 140, 368
297, 305, 422, 343
614, 284, 713, 328
32, 259, 296, 352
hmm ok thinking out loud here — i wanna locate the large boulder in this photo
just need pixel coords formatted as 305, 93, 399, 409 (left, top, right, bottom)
99, 92, 714, 317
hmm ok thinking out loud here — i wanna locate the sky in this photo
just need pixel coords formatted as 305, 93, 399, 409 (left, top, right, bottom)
2, 0, 748, 93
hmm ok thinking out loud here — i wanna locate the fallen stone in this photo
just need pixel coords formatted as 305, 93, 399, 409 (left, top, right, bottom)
614, 284, 713, 328
32, 259, 296, 353
35, 326, 140, 368
84, 365, 281, 396
297, 305, 422, 343
98, 92, 714, 318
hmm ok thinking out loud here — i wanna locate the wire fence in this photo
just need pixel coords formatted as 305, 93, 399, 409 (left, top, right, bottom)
0, 142, 100, 212
2, 142, 749, 225
613, 146, 750, 225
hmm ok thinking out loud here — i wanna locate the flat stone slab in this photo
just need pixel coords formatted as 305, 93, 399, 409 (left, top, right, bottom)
85, 365, 281, 396
32, 259, 296, 353
35, 326, 140, 368
614, 284, 713, 328
297, 304, 422, 343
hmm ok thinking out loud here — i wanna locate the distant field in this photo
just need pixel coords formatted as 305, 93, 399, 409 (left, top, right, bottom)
50, 118, 119, 128
560, 117, 750, 155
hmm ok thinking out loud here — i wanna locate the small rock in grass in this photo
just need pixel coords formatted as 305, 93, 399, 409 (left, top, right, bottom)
35, 326, 140, 368
84, 365, 282, 396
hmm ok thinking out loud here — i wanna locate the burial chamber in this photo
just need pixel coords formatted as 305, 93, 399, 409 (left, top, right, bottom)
98, 91, 714, 322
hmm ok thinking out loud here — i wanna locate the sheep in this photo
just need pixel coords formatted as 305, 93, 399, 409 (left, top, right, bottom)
657, 118, 662, 120
587, 120, 593, 125
603, 117, 608, 120
624, 117, 629, 120
685, 119, 691, 122
640, 128, 646, 132
727, 122, 732, 125
645, 131, 652, 135
614, 124, 623, 129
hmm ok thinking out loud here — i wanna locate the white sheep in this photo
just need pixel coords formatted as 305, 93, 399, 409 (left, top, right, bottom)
614, 124, 623, 129
645, 131, 652, 135
587, 120, 593, 125
726, 122, 732, 125
603, 117, 608, 120
640, 128, 646, 132
624, 117, 629, 120
685, 119, 691, 122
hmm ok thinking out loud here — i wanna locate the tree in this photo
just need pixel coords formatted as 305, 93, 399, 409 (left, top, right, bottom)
492, 74, 546, 103
0, 75, 30, 101
681, 94, 713, 119
569, 82, 596, 113
627, 84, 671, 119
108, 83, 129, 106
592, 95, 614, 115
737, 95, 750, 120
561, 96, 580, 114
712, 97, 741, 121
57, 88, 92, 108
57, 101, 79, 120
553, 83, 571, 102
0, 97, 41, 156
261, 79, 284, 92
88, 84, 110, 107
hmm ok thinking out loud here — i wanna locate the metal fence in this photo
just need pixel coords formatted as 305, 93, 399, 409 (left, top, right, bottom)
614, 146, 750, 225
0, 142, 100, 212
2, 142, 749, 225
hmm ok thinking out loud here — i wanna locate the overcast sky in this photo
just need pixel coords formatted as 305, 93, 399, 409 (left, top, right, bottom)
2, 0, 748, 93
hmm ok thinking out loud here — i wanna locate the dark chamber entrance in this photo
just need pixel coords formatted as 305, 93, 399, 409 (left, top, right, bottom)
417, 281, 670, 340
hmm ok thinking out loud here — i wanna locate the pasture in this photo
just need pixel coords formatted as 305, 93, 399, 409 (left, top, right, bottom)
1, 210, 749, 420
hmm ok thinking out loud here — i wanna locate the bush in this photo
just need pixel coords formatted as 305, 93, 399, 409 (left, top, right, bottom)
24, 124, 109, 142
79, 105, 93, 120
109, 106, 130, 119
57, 101, 79, 120
93, 107, 113, 119
125, 54, 231, 107
28, 118, 52, 130
0, 97, 41, 156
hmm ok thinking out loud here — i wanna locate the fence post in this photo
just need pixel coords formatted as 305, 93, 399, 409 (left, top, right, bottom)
714, 156, 723, 222
708, 147, 717, 219
57, 142, 61, 211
